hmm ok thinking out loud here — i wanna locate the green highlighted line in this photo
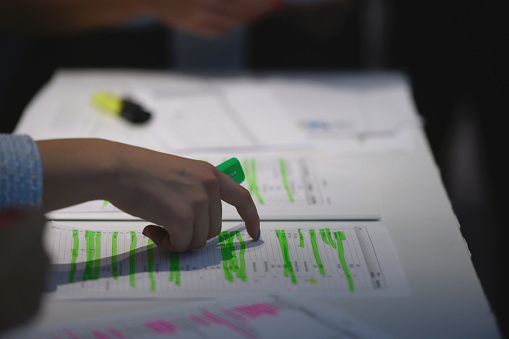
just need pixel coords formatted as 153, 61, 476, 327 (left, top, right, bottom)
69, 229, 79, 283
111, 232, 118, 280
169, 252, 180, 286
130, 231, 137, 288
147, 238, 155, 291
219, 231, 247, 282
309, 230, 325, 275
243, 158, 264, 205
325, 228, 336, 249
298, 229, 305, 248
93, 232, 101, 280
237, 232, 247, 282
219, 232, 233, 282
276, 230, 297, 285
334, 231, 354, 292
319, 229, 329, 245
83, 231, 96, 281
279, 159, 294, 202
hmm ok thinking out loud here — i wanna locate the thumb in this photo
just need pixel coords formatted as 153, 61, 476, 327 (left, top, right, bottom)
143, 225, 178, 252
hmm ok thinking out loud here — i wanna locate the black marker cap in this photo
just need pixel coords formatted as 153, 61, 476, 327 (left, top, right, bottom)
121, 99, 152, 124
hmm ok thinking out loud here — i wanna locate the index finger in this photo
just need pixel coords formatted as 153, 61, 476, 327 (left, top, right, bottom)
216, 169, 260, 241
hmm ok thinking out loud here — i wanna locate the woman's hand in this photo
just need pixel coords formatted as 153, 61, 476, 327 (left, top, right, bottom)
37, 139, 260, 252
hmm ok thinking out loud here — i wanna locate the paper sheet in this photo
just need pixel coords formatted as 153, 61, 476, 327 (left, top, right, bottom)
44, 221, 409, 300
264, 72, 422, 135
4, 293, 393, 338
48, 154, 380, 221
136, 85, 308, 151
16, 71, 307, 153
15, 70, 419, 156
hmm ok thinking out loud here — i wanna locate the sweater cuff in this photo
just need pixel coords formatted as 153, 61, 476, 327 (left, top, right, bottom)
0, 134, 43, 210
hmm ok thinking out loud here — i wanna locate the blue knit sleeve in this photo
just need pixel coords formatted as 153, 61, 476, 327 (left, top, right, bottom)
0, 134, 43, 209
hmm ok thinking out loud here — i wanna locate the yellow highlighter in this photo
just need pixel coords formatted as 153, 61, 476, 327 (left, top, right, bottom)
92, 92, 151, 124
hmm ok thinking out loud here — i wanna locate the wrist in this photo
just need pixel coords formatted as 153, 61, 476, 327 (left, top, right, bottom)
37, 138, 118, 211
99, 140, 143, 205
84, 139, 120, 203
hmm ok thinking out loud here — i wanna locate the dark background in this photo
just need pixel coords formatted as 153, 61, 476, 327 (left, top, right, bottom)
1, 1, 507, 336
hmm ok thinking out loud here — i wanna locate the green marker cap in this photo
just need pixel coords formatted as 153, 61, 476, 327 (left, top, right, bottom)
217, 158, 245, 184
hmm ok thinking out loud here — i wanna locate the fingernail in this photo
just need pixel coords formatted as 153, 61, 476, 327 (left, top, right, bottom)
257, 229, 261, 240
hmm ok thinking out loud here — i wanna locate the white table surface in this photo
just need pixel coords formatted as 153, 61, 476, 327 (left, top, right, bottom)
13, 70, 501, 338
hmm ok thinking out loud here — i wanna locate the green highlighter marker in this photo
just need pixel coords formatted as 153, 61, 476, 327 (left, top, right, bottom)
217, 158, 245, 184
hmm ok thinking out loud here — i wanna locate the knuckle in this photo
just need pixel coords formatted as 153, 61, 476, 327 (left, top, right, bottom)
203, 173, 219, 190
198, 161, 216, 173
195, 162, 219, 184
237, 186, 254, 204
192, 191, 209, 208
174, 210, 194, 228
